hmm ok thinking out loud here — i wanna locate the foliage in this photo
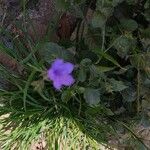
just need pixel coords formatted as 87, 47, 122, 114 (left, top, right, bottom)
0, 0, 150, 149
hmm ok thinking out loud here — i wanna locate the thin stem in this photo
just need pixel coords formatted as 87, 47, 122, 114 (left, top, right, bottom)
101, 25, 105, 51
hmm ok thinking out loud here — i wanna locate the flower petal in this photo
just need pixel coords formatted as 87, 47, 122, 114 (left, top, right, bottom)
62, 75, 75, 86
51, 59, 64, 69
53, 79, 62, 90
47, 69, 55, 80
63, 62, 74, 74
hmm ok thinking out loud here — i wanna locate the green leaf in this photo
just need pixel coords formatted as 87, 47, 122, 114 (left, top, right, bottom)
121, 87, 136, 102
78, 68, 87, 82
130, 53, 150, 71
120, 19, 138, 32
109, 78, 128, 92
80, 58, 92, 67
98, 50, 123, 69
144, 11, 150, 22
76, 86, 85, 94
96, 66, 116, 73
101, 7, 114, 18
91, 11, 106, 28
114, 36, 135, 58
84, 28, 102, 50
112, 0, 124, 6
90, 65, 99, 77
39, 42, 73, 63
69, 5, 84, 19
143, 78, 150, 88
141, 27, 150, 39
56, 0, 70, 11
61, 90, 72, 103
105, 108, 114, 116
84, 88, 101, 106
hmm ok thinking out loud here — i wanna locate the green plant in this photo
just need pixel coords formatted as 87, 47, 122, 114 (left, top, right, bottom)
0, 0, 150, 149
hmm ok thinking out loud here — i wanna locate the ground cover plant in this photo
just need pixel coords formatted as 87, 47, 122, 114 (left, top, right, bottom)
0, 0, 150, 149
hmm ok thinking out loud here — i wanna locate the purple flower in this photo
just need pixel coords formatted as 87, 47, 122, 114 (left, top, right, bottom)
47, 59, 75, 90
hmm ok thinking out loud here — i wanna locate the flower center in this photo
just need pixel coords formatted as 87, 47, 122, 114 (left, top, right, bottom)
54, 69, 62, 76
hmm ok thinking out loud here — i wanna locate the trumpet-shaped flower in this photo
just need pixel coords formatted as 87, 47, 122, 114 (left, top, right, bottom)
47, 59, 75, 90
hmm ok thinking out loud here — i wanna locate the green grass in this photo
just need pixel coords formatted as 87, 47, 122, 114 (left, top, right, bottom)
0, 39, 110, 149
0, 113, 112, 149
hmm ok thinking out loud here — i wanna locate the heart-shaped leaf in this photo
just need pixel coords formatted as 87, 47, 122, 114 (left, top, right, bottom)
39, 42, 74, 63
84, 88, 101, 106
